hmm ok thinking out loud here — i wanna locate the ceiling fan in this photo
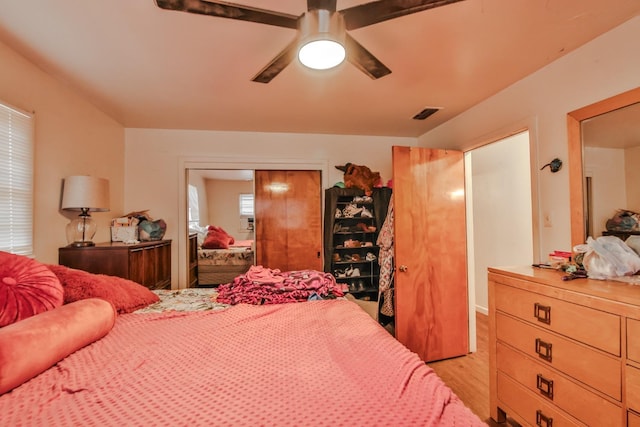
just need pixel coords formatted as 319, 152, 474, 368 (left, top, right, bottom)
155, 0, 464, 83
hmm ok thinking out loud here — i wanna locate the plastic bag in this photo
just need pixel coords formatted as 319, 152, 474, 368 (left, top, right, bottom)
582, 236, 640, 279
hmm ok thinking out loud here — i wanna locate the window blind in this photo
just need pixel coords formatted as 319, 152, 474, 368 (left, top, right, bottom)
188, 184, 200, 224
0, 102, 34, 256
239, 193, 254, 216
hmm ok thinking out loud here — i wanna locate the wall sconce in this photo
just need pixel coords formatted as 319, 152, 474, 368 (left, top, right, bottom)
61, 175, 110, 247
540, 158, 563, 173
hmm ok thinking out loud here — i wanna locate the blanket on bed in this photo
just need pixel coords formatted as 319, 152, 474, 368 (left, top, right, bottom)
217, 265, 345, 304
1, 300, 483, 426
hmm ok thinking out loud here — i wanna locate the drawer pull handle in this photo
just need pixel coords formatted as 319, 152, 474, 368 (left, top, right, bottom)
536, 410, 553, 427
536, 374, 554, 400
534, 303, 551, 324
535, 338, 553, 362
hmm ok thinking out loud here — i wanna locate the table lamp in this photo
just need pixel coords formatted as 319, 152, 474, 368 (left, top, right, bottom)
61, 175, 110, 247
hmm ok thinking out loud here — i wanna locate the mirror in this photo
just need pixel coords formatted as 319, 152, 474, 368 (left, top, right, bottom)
568, 87, 640, 247
187, 169, 255, 287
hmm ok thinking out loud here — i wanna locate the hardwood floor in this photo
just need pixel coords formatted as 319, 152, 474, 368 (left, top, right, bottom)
427, 312, 508, 427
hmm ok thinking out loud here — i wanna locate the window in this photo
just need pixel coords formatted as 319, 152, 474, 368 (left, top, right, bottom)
239, 193, 254, 216
0, 102, 34, 256
188, 184, 200, 226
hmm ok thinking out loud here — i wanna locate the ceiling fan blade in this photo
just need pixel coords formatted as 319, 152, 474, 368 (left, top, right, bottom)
344, 33, 391, 80
155, 0, 299, 29
306, 0, 337, 12
340, 0, 465, 30
251, 39, 299, 83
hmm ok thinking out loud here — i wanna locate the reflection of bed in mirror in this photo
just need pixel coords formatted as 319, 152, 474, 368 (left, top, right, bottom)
197, 239, 254, 287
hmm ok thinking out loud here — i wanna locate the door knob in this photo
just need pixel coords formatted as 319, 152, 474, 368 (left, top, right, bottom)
399, 265, 408, 272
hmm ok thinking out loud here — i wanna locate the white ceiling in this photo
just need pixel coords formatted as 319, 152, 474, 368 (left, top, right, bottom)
1, 0, 639, 137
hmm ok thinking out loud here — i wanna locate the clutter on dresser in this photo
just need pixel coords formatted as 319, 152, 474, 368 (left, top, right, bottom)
115, 210, 167, 242
110, 216, 139, 243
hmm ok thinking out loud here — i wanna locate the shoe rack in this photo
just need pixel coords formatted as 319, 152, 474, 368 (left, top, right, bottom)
323, 187, 392, 301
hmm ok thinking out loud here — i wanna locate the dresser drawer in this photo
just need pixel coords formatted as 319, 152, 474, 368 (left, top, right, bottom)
628, 319, 640, 363
497, 312, 621, 400
627, 365, 640, 413
497, 372, 583, 427
497, 342, 622, 426
495, 283, 620, 355
629, 411, 640, 427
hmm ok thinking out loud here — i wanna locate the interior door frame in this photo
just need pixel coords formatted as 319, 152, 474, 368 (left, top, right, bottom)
177, 156, 330, 289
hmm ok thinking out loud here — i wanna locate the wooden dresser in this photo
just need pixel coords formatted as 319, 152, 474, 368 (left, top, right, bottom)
489, 266, 640, 427
59, 240, 171, 290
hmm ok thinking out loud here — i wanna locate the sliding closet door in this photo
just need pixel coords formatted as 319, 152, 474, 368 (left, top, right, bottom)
254, 170, 322, 271
393, 146, 468, 362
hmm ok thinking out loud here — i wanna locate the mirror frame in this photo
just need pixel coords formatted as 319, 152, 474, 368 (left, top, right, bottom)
568, 86, 640, 248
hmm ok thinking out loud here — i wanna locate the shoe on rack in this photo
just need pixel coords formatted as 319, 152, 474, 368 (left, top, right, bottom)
362, 242, 373, 247
335, 208, 342, 218
353, 196, 373, 204
343, 254, 353, 261
345, 265, 354, 277
333, 253, 341, 262
334, 269, 346, 278
342, 203, 363, 218
365, 252, 377, 261
357, 280, 366, 292
360, 206, 373, 218
344, 239, 361, 248
350, 253, 361, 262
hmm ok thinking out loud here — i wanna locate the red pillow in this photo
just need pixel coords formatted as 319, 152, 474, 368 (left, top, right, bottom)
202, 226, 235, 249
0, 252, 64, 327
47, 264, 159, 314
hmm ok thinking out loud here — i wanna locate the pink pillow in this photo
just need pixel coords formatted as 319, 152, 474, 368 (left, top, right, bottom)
47, 264, 159, 314
202, 226, 235, 249
0, 251, 64, 327
0, 298, 116, 395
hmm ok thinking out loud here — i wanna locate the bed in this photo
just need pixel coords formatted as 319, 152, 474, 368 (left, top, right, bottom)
191, 225, 255, 286
0, 254, 485, 427
197, 241, 254, 286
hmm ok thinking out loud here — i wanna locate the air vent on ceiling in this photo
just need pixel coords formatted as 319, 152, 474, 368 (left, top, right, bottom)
412, 107, 441, 120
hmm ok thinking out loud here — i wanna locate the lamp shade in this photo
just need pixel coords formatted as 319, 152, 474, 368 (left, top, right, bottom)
61, 176, 110, 212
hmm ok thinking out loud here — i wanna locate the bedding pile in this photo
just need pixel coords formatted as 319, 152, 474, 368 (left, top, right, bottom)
216, 265, 345, 304
0, 300, 484, 426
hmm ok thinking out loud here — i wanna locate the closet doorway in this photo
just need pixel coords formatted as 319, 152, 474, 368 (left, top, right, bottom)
179, 159, 329, 289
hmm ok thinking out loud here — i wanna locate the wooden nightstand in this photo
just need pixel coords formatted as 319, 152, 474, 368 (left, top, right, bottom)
59, 240, 172, 290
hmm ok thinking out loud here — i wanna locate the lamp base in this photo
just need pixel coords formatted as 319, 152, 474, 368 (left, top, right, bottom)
68, 241, 96, 248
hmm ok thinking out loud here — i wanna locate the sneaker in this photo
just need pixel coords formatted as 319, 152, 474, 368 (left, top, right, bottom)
342, 203, 363, 218
353, 196, 373, 204
360, 206, 373, 218
365, 252, 377, 261
346, 267, 360, 277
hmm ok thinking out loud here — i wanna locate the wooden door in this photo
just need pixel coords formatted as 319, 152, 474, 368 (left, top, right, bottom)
254, 170, 323, 271
393, 146, 468, 362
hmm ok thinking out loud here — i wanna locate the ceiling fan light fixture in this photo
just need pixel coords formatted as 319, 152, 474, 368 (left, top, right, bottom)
297, 9, 346, 71
298, 39, 345, 70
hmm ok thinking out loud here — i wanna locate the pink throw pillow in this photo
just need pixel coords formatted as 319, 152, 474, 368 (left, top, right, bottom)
0, 252, 64, 327
47, 264, 159, 314
202, 226, 235, 249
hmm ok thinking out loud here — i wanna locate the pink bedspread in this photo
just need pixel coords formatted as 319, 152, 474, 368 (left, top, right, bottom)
1, 300, 484, 426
